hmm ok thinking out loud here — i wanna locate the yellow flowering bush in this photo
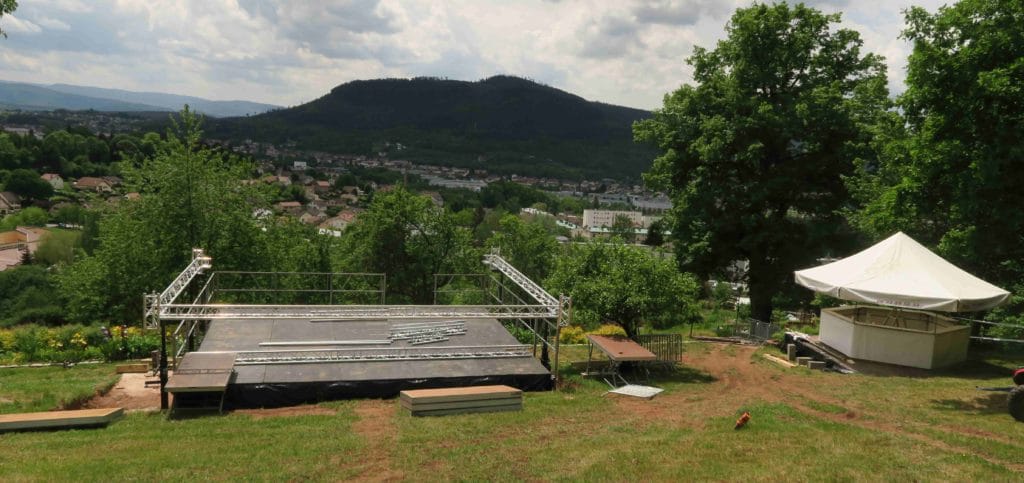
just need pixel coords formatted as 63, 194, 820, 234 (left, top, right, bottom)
558, 326, 586, 344
587, 324, 627, 338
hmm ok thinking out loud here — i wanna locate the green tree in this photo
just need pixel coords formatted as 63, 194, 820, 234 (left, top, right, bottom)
33, 229, 81, 266
849, 0, 1024, 321
0, 0, 17, 38
0, 206, 48, 230
0, 265, 67, 327
610, 214, 636, 243
644, 219, 665, 246
486, 214, 558, 282
634, 3, 888, 322
546, 241, 700, 338
58, 108, 267, 322
4, 169, 53, 201
338, 187, 478, 303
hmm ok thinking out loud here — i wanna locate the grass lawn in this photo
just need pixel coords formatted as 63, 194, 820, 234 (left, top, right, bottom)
1, 345, 1022, 480
0, 363, 119, 414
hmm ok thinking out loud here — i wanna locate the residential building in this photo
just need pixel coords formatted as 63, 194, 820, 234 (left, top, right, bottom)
41, 173, 65, 190
582, 210, 644, 229
274, 201, 303, 215
73, 177, 114, 193
0, 192, 21, 214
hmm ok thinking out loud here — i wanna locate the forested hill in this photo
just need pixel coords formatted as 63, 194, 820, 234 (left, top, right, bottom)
209, 76, 656, 180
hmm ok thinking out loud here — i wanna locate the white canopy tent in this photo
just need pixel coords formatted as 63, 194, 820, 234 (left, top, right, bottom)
794, 232, 1009, 312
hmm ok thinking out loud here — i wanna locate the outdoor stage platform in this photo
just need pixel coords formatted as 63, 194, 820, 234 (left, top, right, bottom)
172, 316, 553, 409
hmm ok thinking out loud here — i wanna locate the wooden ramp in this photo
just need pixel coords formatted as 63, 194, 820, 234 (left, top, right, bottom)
400, 385, 522, 417
0, 408, 124, 432
167, 352, 236, 415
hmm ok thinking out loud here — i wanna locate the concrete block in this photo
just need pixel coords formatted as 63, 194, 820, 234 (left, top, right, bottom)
795, 356, 812, 367
786, 344, 797, 361
807, 360, 826, 371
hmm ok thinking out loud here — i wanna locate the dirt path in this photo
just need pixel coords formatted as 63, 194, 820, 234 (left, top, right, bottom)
83, 373, 162, 411
347, 399, 404, 482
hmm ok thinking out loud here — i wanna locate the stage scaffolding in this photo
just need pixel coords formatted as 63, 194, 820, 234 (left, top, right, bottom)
144, 249, 571, 410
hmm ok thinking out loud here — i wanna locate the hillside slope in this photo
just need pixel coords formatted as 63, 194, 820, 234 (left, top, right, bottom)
211, 76, 654, 180
0, 82, 165, 112
47, 84, 279, 117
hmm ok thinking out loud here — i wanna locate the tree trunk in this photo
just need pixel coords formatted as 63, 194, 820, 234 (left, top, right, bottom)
747, 256, 774, 323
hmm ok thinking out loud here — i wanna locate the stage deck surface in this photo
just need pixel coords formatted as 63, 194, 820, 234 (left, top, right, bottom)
186, 317, 552, 408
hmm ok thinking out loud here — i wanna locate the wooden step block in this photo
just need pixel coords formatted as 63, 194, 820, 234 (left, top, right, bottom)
400, 385, 523, 417
401, 396, 521, 412
410, 404, 522, 417
400, 385, 522, 404
0, 408, 124, 432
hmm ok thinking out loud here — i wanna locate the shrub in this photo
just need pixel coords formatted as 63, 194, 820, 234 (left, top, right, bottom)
587, 324, 627, 338
0, 323, 157, 363
559, 325, 586, 344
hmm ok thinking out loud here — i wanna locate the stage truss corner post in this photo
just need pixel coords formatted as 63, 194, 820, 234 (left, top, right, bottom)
553, 293, 572, 389
145, 291, 169, 411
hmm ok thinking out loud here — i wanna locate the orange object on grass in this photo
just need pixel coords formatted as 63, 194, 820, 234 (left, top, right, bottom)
734, 411, 751, 429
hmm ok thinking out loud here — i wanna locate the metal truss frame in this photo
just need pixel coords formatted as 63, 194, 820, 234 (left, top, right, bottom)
157, 303, 557, 320
147, 248, 572, 410
224, 344, 533, 365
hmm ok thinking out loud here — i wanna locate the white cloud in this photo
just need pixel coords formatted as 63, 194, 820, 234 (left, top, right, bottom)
34, 17, 72, 31
2, 14, 43, 34
0, 0, 952, 109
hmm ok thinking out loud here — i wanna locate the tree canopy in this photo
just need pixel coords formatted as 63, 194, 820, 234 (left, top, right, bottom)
0, 0, 16, 38
338, 187, 479, 304
635, 2, 888, 322
850, 0, 1024, 319
58, 108, 269, 322
546, 242, 700, 338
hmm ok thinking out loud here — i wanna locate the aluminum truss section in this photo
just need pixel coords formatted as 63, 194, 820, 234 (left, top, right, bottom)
157, 303, 557, 321
228, 344, 532, 365
390, 321, 467, 345
145, 248, 212, 328
483, 252, 559, 308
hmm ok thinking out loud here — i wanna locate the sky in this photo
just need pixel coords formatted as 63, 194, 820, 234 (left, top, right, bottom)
0, 0, 948, 110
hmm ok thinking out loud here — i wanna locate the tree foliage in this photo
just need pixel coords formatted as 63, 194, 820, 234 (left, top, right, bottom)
58, 108, 268, 322
4, 168, 53, 201
634, 3, 888, 321
0, 0, 16, 38
546, 242, 700, 338
338, 187, 478, 304
849, 0, 1024, 321
486, 214, 558, 282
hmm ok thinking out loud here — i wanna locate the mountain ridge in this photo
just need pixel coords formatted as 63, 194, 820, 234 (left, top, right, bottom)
0, 81, 279, 117
210, 76, 655, 180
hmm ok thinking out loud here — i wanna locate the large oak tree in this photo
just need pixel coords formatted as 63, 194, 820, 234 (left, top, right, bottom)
634, 3, 888, 322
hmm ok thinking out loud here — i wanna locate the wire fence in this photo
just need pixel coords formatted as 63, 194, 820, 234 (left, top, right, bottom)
634, 334, 684, 363
719, 317, 780, 343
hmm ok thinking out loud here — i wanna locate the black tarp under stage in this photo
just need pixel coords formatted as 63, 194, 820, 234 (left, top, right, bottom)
173, 317, 553, 409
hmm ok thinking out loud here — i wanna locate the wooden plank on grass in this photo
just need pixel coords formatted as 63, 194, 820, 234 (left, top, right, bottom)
401, 397, 521, 412
411, 404, 522, 417
400, 385, 521, 404
116, 363, 149, 373
0, 408, 124, 432
762, 353, 797, 368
